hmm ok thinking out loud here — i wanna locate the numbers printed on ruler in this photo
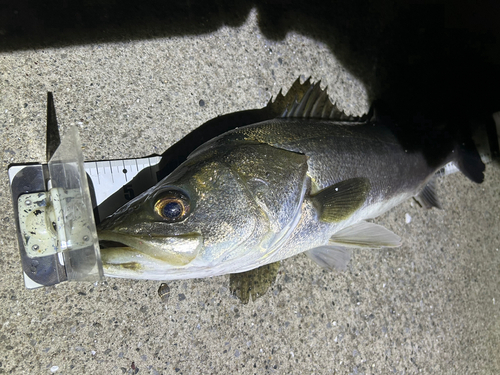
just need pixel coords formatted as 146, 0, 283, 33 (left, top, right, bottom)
85, 156, 161, 206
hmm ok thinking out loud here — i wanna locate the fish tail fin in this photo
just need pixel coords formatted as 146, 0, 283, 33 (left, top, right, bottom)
453, 138, 485, 183
435, 115, 498, 182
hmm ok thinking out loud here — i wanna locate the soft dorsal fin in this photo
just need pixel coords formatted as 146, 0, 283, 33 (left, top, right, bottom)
266, 77, 366, 122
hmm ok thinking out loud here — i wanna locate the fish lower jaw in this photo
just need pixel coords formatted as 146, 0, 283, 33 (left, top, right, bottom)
98, 230, 203, 266
100, 245, 187, 280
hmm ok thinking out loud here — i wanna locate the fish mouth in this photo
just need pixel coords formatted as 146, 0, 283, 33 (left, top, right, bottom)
98, 231, 203, 276
99, 240, 129, 249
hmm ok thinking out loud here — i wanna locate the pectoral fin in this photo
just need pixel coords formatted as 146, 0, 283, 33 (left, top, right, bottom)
311, 178, 371, 222
330, 221, 402, 248
306, 246, 352, 271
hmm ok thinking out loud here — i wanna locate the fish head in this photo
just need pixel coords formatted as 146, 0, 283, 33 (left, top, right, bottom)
98, 142, 309, 280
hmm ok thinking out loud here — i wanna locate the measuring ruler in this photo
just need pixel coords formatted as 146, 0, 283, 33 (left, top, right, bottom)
85, 156, 162, 220
8, 125, 162, 289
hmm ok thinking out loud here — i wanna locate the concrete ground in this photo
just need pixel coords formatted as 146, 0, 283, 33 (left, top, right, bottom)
1, 3, 500, 374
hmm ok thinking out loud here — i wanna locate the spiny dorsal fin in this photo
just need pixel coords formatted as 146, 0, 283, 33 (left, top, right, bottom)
266, 77, 364, 121
266, 77, 313, 117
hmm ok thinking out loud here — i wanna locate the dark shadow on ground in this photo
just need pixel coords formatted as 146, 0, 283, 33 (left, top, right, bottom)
2, 0, 500, 119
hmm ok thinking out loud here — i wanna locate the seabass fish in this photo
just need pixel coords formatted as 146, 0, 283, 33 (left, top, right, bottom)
98, 80, 485, 281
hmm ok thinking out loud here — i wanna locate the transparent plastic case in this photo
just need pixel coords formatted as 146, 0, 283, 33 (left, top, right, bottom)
46, 126, 103, 281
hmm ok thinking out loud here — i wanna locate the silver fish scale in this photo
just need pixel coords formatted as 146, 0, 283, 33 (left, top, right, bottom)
200, 118, 436, 205
222, 143, 308, 234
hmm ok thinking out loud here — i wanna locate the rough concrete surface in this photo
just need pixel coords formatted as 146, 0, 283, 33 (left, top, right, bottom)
1, 4, 500, 375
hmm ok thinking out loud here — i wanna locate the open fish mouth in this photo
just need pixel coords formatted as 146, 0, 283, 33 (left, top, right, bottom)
98, 231, 204, 274
98, 236, 165, 275
99, 240, 130, 249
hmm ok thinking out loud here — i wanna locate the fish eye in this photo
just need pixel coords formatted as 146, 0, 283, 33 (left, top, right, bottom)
153, 190, 190, 222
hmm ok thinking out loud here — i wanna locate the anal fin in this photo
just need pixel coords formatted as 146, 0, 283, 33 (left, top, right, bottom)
415, 178, 441, 209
